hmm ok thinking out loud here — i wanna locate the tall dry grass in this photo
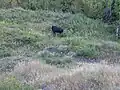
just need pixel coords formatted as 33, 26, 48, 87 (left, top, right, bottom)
13, 60, 66, 86
12, 60, 120, 90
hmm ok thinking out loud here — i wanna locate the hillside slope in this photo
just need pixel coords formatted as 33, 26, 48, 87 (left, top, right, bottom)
0, 8, 120, 90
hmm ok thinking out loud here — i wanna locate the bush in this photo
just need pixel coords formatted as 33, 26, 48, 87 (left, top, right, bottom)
0, 76, 34, 90
45, 57, 72, 66
112, 0, 120, 21
20, 0, 120, 19
64, 37, 101, 58
75, 44, 100, 58
0, 0, 120, 20
0, 46, 12, 57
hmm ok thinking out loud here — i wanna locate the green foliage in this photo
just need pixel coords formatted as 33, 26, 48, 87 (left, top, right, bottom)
0, 45, 12, 57
46, 57, 72, 65
0, 76, 34, 90
0, 0, 120, 20
61, 13, 112, 40
64, 37, 101, 58
0, 2, 120, 90
39, 51, 73, 67
0, 21, 46, 57
112, 0, 120, 21
0, 0, 9, 8
0, 29, 41, 47
76, 44, 100, 58
19, 0, 120, 19
20, 0, 104, 19
0, 8, 116, 59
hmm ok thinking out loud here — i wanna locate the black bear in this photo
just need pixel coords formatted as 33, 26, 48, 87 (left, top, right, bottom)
51, 25, 64, 35
102, 0, 115, 23
116, 25, 120, 39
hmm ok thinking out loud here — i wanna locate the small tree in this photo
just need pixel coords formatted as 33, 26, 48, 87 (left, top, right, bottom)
8, 0, 21, 7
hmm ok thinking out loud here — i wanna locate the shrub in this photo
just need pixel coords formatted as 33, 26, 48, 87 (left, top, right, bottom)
75, 44, 100, 58
0, 46, 12, 58
20, 0, 120, 19
112, 0, 120, 21
0, 0, 120, 20
0, 76, 34, 90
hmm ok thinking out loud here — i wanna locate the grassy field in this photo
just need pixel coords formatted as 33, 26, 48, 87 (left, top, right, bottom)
0, 7, 120, 90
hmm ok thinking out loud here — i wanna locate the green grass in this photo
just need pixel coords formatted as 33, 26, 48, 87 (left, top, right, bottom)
1, 0, 119, 20
0, 23, 44, 57
0, 8, 120, 64
0, 8, 119, 65
0, 76, 34, 90
0, 7, 120, 90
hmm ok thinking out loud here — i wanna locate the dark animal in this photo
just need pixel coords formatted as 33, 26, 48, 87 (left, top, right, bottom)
103, 0, 115, 23
103, 7, 112, 23
116, 25, 120, 38
51, 25, 64, 35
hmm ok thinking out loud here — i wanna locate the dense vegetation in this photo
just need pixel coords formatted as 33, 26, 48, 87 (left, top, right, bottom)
0, 0, 120, 19
0, 0, 120, 90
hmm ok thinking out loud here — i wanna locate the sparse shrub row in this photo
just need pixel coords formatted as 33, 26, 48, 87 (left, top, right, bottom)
0, 0, 120, 20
